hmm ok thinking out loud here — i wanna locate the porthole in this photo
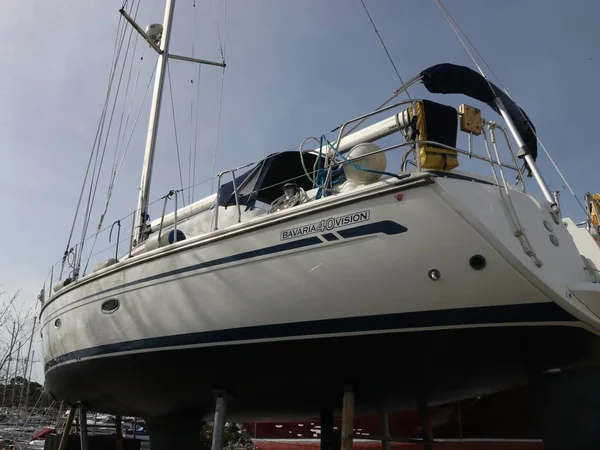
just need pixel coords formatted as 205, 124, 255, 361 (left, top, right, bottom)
101, 298, 120, 314
54, 318, 61, 329
428, 269, 441, 281
550, 235, 559, 247
469, 254, 487, 271
543, 220, 554, 233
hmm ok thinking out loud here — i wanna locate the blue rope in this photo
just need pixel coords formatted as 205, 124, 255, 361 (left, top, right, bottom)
321, 135, 401, 180
314, 135, 328, 199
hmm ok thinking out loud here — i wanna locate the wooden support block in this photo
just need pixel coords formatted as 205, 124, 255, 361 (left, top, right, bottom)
340, 386, 355, 450
58, 406, 76, 450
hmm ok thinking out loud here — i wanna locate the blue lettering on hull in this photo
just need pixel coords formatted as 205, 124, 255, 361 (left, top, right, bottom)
281, 210, 370, 241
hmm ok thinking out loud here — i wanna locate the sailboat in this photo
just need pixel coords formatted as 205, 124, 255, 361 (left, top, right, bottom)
38, 1, 600, 449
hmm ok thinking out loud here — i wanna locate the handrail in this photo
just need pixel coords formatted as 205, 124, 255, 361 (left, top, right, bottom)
414, 121, 423, 172
214, 168, 243, 231
173, 191, 179, 244
109, 220, 121, 261
488, 123, 525, 190
157, 190, 180, 248
336, 139, 522, 174
48, 267, 53, 302
319, 99, 416, 191
334, 99, 415, 155
128, 211, 136, 258
340, 75, 423, 138
323, 97, 528, 191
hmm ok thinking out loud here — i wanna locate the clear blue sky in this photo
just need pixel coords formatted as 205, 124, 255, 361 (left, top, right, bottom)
1, 0, 598, 381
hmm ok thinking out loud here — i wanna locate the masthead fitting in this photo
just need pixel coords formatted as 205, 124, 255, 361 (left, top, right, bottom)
145, 23, 163, 46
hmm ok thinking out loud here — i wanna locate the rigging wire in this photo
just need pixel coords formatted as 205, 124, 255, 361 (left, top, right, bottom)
359, 0, 411, 100
208, 0, 227, 193
44, 66, 155, 278
13, 389, 51, 442
79, 0, 140, 276
111, 46, 149, 186
121, 47, 149, 140
433, 0, 589, 217
433, 0, 488, 82
342, 84, 410, 138
81, 0, 141, 274
434, 0, 508, 95
536, 138, 589, 216
100, 0, 144, 229
212, 0, 225, 62
60, 10, 128, 277
192, 65, 202, 202
114, 5, 142, 156
188, 0, 197, 205
188, 89, 193, 204
76, 14, 130, 274
115, 60, 158, 183
223, 0, 227, 58
188, 75, 194, 205
210, 67, 226, 194
167, 61, 187, 204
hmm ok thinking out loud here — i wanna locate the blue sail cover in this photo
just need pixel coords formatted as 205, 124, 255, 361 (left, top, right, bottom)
217, 151, 323, 209
420, 63, 537, 165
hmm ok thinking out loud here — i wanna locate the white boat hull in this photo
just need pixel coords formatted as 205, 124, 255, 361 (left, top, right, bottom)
41, 173, 600, 422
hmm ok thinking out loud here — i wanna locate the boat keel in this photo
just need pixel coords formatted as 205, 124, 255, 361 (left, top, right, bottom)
146, 417, 207, 450
535, 366, 600, 449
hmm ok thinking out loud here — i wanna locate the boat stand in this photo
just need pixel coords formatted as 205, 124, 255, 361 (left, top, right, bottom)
339, 387, 435, 449
78, 403, 90, 450
115, 414, 124, 450
418, 394, 433, 450
211, 390, 228, 450
54, 405, 127, 450
320, 408, 336, 450
56, 403, 90, 450
340, 386, 355, 450
381, 412, 390, 450
57, 406, 76, 450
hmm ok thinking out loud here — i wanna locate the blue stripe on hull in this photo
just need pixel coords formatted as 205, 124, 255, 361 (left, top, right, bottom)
45, 302, 577, 372
43, 220, 408, 316
427, 171, 497, 186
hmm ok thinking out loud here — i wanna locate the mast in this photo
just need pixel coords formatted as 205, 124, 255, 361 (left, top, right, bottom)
18, 317, 36, 414
120, 0, 225, 246
24, 350, 35, 411
133, 0, 176, 245
1, 322, 16, 407
11, 346, 20, 407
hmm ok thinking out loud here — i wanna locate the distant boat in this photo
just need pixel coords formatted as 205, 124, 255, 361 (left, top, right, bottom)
28, 426, 54, 446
